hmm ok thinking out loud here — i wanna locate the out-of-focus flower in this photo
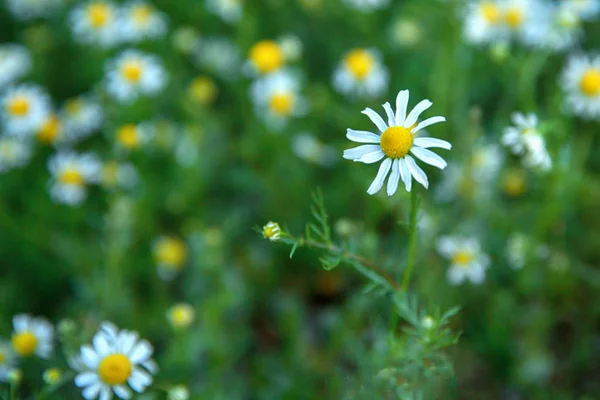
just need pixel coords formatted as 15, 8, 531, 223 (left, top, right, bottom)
5, 0, 64, 21
172, 26, 201, 55
0, 45, 31, 89
73, 322, 156, 400
0, 137, 32, 173
498, 0, 544, 42
564, 0, 600, 20
525, 4, 582, 52
152, 236, 188, 280
343, 89, 450, 195
188, 76, 218, 105
101, 160, 139, 190
70, 1, 121, 48
291, 133, 337, 167
0, 341, 16, 382
279, 34, 303, 62
463, 0, 504, 44
7, 368, 22, 385
333, 48, 388, 99
115, 122, 153, 151
502, 169, 526, 197
506, 233, 529, 269
343, 0, 390, 12
521, 134, 552, 171
167, 304, 195, 329
194, 37, 241, 80
11, 315, 54, 358
205, 0, 243, 24
262, 221, 281, 242
246, 40, 285, 76
36, 114, 63, 144
561, 54, 600, 120
168, 385, 190, 400
48, 152, 101, 206
43, 368, 62, 385
1, 84, 51, 137
502, 112, 551, 171
390, 19, 422, 48
437, 236, 490, 285
60, 95, 104, 141
121, 1, 167, 42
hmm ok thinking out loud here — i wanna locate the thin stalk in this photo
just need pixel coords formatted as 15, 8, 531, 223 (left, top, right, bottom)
401, 189, 419, 291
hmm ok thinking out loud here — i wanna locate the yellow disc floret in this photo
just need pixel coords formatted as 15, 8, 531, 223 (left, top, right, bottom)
37, 115, 61, 143
249, 41, 284, 74
98, 354, 132, 385
154, 237, 187, 268
344, 49, 375, 80
504, 7, 524, 28
87, 3, 111, 28
579, 68, 600, 97
121, 61, 143, 83
379, 126, 413, 158
452, 251, 474, 267
6, 97, 30, 117
132, 4, 152, 25
59, 168, 85, 186
269, 93, 294, 116
117, 125, 140, 149
481, 2, 501, 24
11, 332, 38, 357
262, 221, 281, 242
168, 304, 195, 329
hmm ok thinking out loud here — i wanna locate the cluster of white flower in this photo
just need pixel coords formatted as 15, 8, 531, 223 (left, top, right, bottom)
502, 112, 552, 171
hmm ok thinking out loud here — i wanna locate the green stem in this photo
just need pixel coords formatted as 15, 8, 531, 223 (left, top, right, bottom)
401, 189, 419, 291
36, 373, 75, 400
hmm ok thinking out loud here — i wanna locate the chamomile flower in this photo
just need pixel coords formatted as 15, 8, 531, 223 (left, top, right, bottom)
105, 50, 168, 104
48, 152, 101, 206
343, 0, 390, 12
343, 90, 450, 195
101, 160, 138, 190
262, 221, 281, 242
205, 0, 243, 24
250, 70, 307, 131
73, 322, 156, 400
0, 341, 16, 382
5, 0, 64, 20
0, 45, 31, 89
463, 0, 504, 44
121, 1, 167, 42
246, 40, 285, 76
167, 303, 195, 329
501, 112, 540, 155
194, 37, 241, 80
115, 122, 153, 151
70, 1, 121, 48
333, 48, 389, 99
564, 0, 600, 20
291, 133, 337, 167
152, 236, 188, 280
11, 315, 54, 358
60, 95, 104, 141
525, 4, 582, 52
521, 134, 552, 171
1, 84, 51, 137
0, 137, 32, 172
499, 0, 543, 42
561, 54, 600, 120
36, 114, 63, 144
437, 236, 490, 285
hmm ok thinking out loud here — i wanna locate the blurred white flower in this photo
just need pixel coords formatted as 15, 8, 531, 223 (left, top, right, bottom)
167, 304, 195, 329
279, 34, 303, 63
506, 233, 529, 269
70, 1, 121, 48
105, 50, 168, 104
152, 236, 188, 280
205, 0, 243, 24
498, 0, 545, 43
333, 48, 388, 99
1, 84, 51, 137
292, 133, 337, 167
11, 314, 54, 358
246, 40, 285, 76
390, 19, 422, 48
502, 112, 540, 155
561, 54, 600, 120
121, 1, 167, 42
194, 37, 241, 80
60, 95, 104, 142
463, 0, 503, 44
563, 0, 600, 20
48, 151, 101, 206
0, 136, 32, 173
0, 341, 16, 382
437, 236, 490, 285
168, 385, 190, 400
343, 0, 390, 12
36, 114, 63, 145
5, 0, 64, 20
343, 89, 450, 195
115, 122, 154, 151
525, 4, 582, 52
0, 45, 31, 89
101, 160, 139, 190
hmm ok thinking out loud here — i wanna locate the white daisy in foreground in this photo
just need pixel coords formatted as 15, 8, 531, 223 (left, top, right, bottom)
463, 0, 503, 44
152, 236, 188, 280
333, 48, 388, 99
250, 69, 307, 131
0, 341, 16, 382
292, 133, 337, 167
1, 84, 51, 137
501, 112, 540, 155
73, 322, 156, 400
48, 152, 101, 206
11, 315, 54, 358
5, 0, 64, 20
0, 45, 31, 89
564, 0, 600, 20
343, 90, 450, 195
343, 0, 390, 12
437, 236, 490, 285
60, 95, 104, 141
70, 1, 121, 48
205, 0, 243, 24
0, 137, 32, 173
105, 50, 168, 104
121, 1, 167, 42
561, 54, 600, 119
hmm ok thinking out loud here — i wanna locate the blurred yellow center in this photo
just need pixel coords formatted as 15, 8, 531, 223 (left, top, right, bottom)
579, 69, 600, 96
452, 251, 474, 266
121, 62, 143, 83
503, 173, 526, 197
249, 41, 284, 74
380, 126, 413, 158
269, 93, 294, 116
344, 49, 374, 80
481, 3, 501, 24
44, 368, 62, 384
156, 239, 187, 267
189, 77, 217, 104
132, 5, 152, 24
98, 354, 132, 385
504, 8, 524, 28
11, 332, 37, 356
37, 115, 61, 143
170, 305, 194, 327
66, 99, 82, 115
59, 168, 84, 186
117, 125, 140, 149
87, 3, 110, 28
6, 97, 30, 117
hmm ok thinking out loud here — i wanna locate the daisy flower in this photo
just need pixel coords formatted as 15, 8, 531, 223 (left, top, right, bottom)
36, 114, 63, 144
498, 0, 543, 41
462, 0, 504, 44
262, 221, 281, 242
246, 40, 285, 76
105, 50, 168, 104
0, 137, 32, 172
521, 134, 552, 171
343, 89, 450, 195
1, 84, 51, 137
70, 1, 121, 48
333, 48, 388, 99
187, 76, 218, 105
525, 4, 582, 52
564, 0, 600, 20
0, 45, 32, 89
291, 133, 337, 167
152, 236, 187, 280
250, 69, 307, 131
0, 341, 16, 382
343, 0, 390, 12
437, 236, 490, 285
73, 322, 156, 400
561, 54, 600, 119
48, 151, 101, 206
193, 37, 241, 80
501, 112, 540, 155
11, 315, 54, 358
205, 0, 243, 24
121, 1, 167, 42
5, 0, 64, 20
168, 385, 190, 400
115, 122, 153, 151
60, 95, 104, 141
166, 303, 195, 330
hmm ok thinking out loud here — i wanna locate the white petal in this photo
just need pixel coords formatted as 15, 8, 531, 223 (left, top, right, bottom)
383, 102, 396, 127
346, 129, 380, 143
361, 108, 388, 132
405, 155, 429, 189
413, 137, 452, 149
99, 386, 111, 400
82, 382, 102, 400
81, 345, 100, 369
386, 159, 401, 196
367, 158, 392, 195
447, 266, 466, 285
343, 144, 381, 160
436, 236, 458, 258
93, 334, 110, 357
113, 385, 131, 399
141, 359, 158, 374
395, 90, 409, 126
129, 341, 152, 364
410, 147, 447, 170
75, 372, 98, 388
128, 368, 152, 393
399, 158, 412, 192
13, 315, 29, 332
119, 332, 137, 355
358, 150, 385, 164
404, 99, 432, 129
467, 264, 486, 284
411, 116, 446, 133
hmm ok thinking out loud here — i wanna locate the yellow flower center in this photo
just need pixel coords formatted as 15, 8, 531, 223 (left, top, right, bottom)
249, 41, 284, 74
132, 4, 152, 25
269, 93, 294, 116
579, 68, 600, 97
59, 168, 85, 186
452, 251, 474, 267
87, 3, 111, 28
155, 238, 187, 267
344, 49, 375, 80
66, 99, 82, 116
11, 332, 37, 357
6, 97, 30, 117
503, 172, 526, 197
121, 61, 143, 83
169, 304, 195, 328
380, 126, 413, 158
98, 354, 132, 385
117, 125, 140, 149
264, 226, 277, 238
504, 7, 524, 28
189, 77, 217, 105
481, 2, 501, 24
37, 115, 61, 143
44, 368, 62, 384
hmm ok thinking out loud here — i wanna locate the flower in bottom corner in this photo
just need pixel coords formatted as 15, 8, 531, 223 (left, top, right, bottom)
73, 322, 156, 400
0, 341, 16, 382
48, 152, 102, 206
437, 236, 490, 285
343, 89, 450, 195
11, 314, 54, 358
